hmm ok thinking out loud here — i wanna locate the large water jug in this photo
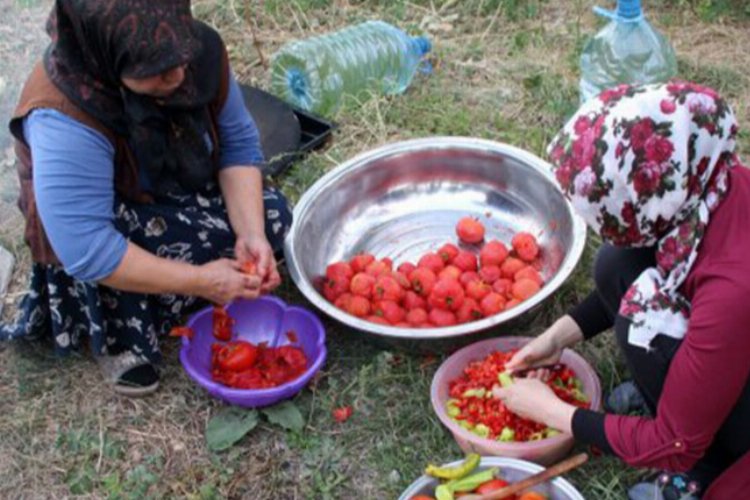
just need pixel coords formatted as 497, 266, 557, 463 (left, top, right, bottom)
580, 0, 677, 103
270, 21, 431, 116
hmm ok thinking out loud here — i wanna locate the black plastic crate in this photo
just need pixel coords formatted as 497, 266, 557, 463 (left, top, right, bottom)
240, 85, 336, 177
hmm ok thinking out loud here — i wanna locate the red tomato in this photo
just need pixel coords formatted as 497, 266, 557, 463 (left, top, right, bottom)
437, 243, 460, 263
475, 479, 510, 495
332, 406, 353, 423
409, 268, 438, 297
456, 217, 486, 244
429, 308, 458, 327
428, 278, 466, 311
512, 278, 541, 301
480, 240, 509, 267
418, 253, 445, 274
505, 298, 521, 309
410, 496, 436, 500
480, 292, 506, 316
350, 272, 375, 298
334, 292, 353, 311
366, 315, 390, 325
397, 262, 417, 275
346, 296, 371, 317
212, 306, 234, 341
479, 265, 502, 284
512, 232, 540, 262
453, 250, 478, 272
456, 298, 483, 323
217, 341, 259, 372
240, 260, 258, 275
382, 257, 394, 271
438, 265, 463, 281
466, 280, 491, 301
169, 326, 195, 339
326, 261, 353, 281
373, 275, 405, 302
459, 271, 481, 286
492, 278, 513, 297
406, 308, 429, 327
322, 274, 349, 302
500, 257, 526, 279
373, 300, 406, 324
391, 271, 412, 290
350, 253, 375, 273
403, 290, 427, 311
514, 266, 543, 286
365, 260, 391, 278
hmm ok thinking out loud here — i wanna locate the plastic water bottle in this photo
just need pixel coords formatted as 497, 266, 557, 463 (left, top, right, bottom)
270, 21, 431, 116
579, 0, 677, 103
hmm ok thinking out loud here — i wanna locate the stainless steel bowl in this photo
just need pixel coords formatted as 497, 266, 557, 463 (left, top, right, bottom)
397, 456, 585, 500
284, 137, 586, 345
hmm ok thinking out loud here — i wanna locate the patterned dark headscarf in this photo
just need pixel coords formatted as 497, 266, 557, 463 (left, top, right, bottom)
44, 0, 224, 194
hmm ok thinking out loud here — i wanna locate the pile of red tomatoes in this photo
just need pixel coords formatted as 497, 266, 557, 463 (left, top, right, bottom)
320, 217, 544, 328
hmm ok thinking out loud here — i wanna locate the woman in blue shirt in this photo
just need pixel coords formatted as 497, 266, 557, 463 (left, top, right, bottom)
2, 0, 292, 396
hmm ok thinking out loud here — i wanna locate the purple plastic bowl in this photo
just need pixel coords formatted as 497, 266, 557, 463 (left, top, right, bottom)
179, 295, 327, 408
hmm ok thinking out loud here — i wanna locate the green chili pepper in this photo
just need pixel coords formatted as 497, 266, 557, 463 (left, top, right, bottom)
498, 426, 515, 442
447, 468, 497, 493
462, 388, 486, 399
472, 423, 490, 438
446, 399, 461, 418
545, 428, 561, 438
498, 371, 514, 388
435, 484, 454, 500
425, 453, 480, 480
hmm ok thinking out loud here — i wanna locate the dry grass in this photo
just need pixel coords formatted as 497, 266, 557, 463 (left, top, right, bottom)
1, 0, 749, 498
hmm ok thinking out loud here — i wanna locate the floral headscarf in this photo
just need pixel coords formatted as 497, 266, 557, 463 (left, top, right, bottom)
548, 82, 740, 349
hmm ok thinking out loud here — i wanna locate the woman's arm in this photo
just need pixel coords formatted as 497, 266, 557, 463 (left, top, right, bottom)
26, 109, 259, 304
215, 72, 281, 291
499, 271, 750, 472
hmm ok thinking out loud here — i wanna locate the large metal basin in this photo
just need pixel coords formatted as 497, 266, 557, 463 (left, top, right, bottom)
284, 137, 586, 348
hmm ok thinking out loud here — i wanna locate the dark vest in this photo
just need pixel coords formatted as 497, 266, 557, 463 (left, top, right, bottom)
9, 52, 230, 264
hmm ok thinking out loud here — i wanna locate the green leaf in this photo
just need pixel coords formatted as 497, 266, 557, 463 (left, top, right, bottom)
205, 407, 259, 452
261, 401, 305, 431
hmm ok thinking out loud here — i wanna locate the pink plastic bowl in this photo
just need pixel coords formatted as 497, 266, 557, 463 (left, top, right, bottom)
430, 336, 601, 465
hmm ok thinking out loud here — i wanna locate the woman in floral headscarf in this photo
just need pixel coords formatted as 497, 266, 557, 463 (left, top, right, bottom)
493, 82, 750, 500
1, 1, 291, 396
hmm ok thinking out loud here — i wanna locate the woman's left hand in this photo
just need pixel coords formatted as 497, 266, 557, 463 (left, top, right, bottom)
493, 378, 575, 433
234, 233, 282, 293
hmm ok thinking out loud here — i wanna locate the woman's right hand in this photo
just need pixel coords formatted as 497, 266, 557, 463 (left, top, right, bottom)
194, 258, 262, 305
505, 334, 564, 376
505, 315, 584, 376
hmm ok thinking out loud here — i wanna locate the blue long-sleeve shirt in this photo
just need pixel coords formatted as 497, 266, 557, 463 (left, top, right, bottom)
24, 73, 263, 282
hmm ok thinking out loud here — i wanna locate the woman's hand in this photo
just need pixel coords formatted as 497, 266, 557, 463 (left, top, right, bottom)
506, 315, 585, 376
492, 379, 576, 434
194, 258, 262, 305
234, 233, 281, 293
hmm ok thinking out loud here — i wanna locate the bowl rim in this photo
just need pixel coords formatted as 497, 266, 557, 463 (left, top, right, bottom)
178, 295, 327, 399
429, 336, 602, 449
397, 455, 585, 500
284, 136, 587, 339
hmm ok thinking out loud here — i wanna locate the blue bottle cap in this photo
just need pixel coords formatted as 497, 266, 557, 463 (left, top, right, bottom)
414, 36, 432, 56
617, 0, 642, 19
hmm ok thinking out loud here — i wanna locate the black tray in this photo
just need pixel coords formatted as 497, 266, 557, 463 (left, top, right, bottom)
240, 85, 336, 177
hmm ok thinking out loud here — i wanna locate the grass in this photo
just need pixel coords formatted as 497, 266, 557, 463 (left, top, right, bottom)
1, 0, 750, 498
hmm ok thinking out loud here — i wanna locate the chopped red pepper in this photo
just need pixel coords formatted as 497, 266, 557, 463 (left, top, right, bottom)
447, 349, 589, 442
